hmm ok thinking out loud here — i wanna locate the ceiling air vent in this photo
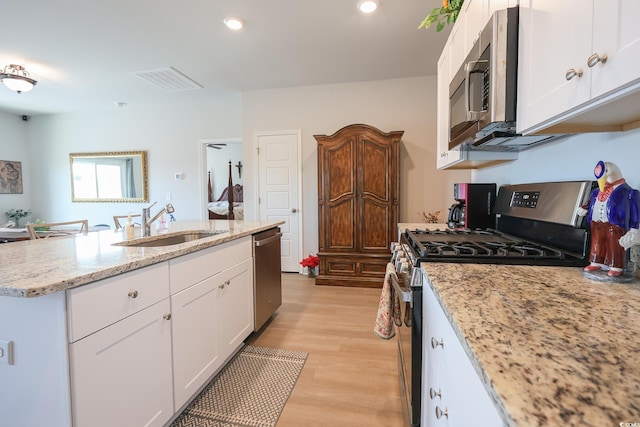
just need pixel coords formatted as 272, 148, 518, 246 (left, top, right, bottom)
133, 67, 203, 92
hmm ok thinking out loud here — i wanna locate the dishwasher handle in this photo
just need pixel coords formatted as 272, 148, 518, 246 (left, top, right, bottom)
254, 232, 282, 247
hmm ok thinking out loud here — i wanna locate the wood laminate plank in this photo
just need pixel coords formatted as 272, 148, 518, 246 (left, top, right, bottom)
246, 273, 404, 427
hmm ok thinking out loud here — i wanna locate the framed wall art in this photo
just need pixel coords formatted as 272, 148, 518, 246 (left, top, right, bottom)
0, 160, 23, 194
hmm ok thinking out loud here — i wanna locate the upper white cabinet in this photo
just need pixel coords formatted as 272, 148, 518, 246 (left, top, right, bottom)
517, 0, 640, 134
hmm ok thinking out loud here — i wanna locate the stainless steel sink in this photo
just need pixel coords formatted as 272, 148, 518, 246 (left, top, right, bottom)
113, 230, 228, 247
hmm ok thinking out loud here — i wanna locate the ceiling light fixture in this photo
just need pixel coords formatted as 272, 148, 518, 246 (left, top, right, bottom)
0, 64, 38, 94
357, 0, 379, 13
223, 17, 245, 30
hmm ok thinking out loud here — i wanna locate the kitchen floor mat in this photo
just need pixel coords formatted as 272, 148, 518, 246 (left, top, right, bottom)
170, 345, 308, 427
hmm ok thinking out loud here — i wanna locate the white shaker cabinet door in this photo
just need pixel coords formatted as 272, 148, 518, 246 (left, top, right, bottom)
171, 274, 221, 410
591, 0, 640, 100
69, 299, 173, 427
516, 0, 592, 133
217, 257, 254, 362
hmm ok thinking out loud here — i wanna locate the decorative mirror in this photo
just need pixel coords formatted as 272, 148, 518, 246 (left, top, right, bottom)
69, 151, 148, 202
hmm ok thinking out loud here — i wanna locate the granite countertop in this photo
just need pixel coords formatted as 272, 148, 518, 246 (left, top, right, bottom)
423, 262, 640, 427
0, 220, 283, 298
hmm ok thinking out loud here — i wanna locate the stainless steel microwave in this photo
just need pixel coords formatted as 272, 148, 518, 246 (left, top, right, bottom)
448, 7, 561, 151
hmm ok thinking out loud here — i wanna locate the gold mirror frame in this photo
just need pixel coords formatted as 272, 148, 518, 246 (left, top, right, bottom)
69, 151, 149, 202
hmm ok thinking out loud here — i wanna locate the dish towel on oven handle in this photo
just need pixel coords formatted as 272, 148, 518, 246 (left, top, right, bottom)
374, 263, 402, 339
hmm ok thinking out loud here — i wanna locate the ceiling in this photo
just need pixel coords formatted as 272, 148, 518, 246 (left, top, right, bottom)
0, 0, 451, 116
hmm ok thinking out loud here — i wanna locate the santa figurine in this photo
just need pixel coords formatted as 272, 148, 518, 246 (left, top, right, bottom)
578, 161, 640, 277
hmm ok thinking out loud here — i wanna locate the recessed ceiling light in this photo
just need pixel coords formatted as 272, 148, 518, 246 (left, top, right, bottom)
223, 17, 245, 30
357, 0, 379, 13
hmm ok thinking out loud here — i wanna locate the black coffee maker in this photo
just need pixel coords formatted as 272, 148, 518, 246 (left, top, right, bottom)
448, 183, 497, 229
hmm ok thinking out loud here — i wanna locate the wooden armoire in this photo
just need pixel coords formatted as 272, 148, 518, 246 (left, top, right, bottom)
314, 124, 403, 288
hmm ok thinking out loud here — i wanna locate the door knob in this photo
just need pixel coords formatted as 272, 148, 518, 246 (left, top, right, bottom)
291, 208, 298, 213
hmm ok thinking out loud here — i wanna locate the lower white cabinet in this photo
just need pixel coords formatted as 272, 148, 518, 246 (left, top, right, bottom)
170, 237, 254, 410
216, 257, 254, 362
423, 276, 504, 427
69, 299, 174, 427
171, 274, 222, 409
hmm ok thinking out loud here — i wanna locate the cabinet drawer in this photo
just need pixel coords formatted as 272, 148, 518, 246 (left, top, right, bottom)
169, 237, 251, 294
67, 262, 170, 342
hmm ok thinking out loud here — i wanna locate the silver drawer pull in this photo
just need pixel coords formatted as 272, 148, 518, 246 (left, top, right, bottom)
429, 387, 442, 399
431, 337, 444, 349
128, 290, 139, 299
163, 313, 172, 320
565, 68, 583, 81
587, 53, 607, 68
435, 406, 449, 419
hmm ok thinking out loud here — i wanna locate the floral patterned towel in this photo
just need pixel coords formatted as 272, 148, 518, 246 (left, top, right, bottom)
374, 263, 401, 339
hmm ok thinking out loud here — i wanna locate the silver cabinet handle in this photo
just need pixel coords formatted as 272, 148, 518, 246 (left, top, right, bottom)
565, 68, 583, 81
587, 53, 608, 68
429, 387, 442, 399
291, 208, 298, 212
431, 337, 444, 349
163, 313, 172, 320
435, 406, 449, 419
219, 279, 231, 289
128, 290, 139, 299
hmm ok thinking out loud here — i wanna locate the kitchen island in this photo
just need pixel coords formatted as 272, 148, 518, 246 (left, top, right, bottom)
0, 219, 283, 427
423, 261, 640, 426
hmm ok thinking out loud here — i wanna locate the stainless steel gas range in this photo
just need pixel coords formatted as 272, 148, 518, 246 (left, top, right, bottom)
391, 180, 595, 427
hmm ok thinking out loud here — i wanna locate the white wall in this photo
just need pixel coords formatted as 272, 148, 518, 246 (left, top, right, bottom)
23, 96, 242, 226
473, 127, 640, 189
0, 112, 31, 225
242, 76, 470, 257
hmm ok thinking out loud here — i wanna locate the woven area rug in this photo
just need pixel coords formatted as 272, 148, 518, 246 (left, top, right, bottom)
171, 345, 308, 427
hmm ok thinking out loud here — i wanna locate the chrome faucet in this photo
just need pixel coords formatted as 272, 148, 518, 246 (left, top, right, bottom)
142, 202, 175, 236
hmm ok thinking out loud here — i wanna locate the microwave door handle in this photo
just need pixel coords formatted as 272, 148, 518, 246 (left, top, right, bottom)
465, 60, 488, 121
464, 62, 472, 121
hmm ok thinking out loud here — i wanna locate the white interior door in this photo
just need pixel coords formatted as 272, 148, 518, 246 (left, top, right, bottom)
256, 130, 301, 273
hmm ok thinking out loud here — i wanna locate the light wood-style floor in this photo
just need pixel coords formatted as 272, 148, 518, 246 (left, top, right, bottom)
245, 273, 405, 427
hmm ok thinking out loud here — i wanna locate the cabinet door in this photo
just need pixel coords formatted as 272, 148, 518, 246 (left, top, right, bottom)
217, 258, 254, 361
357, 132, 398, 252
591, 0, 640, 99
516, 0, 592, 133
69, 300, 173, 427
171, 275, 221, 409
318, 137, 357, 252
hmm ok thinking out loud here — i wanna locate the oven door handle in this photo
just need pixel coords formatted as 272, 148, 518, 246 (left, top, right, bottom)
390, 272, 412, 304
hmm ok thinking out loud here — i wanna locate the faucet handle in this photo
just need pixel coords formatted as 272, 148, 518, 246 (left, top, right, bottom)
146, 201, 158, 210
165, 203, 175, 214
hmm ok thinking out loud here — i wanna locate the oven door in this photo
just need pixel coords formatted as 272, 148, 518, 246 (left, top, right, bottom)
392, 271, 422, 426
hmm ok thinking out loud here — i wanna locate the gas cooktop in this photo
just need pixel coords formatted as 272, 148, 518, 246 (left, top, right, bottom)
401, 228, 588, 266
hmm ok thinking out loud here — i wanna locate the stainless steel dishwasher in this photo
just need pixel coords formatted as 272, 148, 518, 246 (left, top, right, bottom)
252, 227, 282, 331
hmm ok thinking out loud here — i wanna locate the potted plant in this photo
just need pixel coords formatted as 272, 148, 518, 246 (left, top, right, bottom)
418, 0, 464, 32
300, 254, 319, 277
5, 208, 31, 227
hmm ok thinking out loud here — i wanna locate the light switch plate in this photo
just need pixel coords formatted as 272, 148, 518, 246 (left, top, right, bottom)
0, 340, 13, 365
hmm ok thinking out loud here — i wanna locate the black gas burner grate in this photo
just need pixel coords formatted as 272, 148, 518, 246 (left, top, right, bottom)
402, 228, 583, 266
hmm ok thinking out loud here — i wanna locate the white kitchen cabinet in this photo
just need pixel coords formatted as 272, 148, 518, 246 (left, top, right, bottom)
171, 274, 221, 409
217, 257, 254, 362
517, 0, 640, 134
423, 275, 504, 427
67, 264, 173, 427
170, 236, 253, 409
